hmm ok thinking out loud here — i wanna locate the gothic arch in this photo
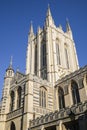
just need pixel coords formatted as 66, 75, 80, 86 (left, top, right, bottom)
58, 87, 65, 109
40, 86, 47, 90
17, 86, 22, 108
10, 121, 16, 130
71, 80, 80, 104
39, 86, 47, 108
10, 90, 15, 111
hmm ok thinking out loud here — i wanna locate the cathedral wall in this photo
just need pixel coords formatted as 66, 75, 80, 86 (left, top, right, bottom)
48, 26, 79, 83
55, 66, 87, 110
0, 122, 5, 130
5, 116, 22, 130
32, 76, 54, 117
64, 94, 71, 107
79, 88, 87, 102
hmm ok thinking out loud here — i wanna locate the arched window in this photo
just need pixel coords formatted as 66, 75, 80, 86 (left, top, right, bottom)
10, 91, 15, 111
10, 121, 16, 130
17, 87, 22, 108
56, 39, 61, 65
71, 81, 80, 104
64, 44, 69, 69
58, 87, 65, 109
41, 41, 47, 80
34, 44, 37, 75
39, 87, 47, 108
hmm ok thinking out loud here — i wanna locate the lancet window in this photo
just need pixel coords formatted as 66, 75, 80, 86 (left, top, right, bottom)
71, 80, 80, 104
58, 87, 65, 109
39, 87, 47, 108
17, 86, 22, 108
10, 91, 15, 111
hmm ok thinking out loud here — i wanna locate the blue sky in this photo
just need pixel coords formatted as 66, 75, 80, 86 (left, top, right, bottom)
0, 0, 87, 97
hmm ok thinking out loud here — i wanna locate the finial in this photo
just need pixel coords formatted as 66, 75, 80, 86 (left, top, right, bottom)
29, 20, 34, 35
46, 4, 51, 17
10, 56, 13, 68
59, 24, 62, 30
30, 20, 33, 26
66, 18, 71, 31
16, 67, 19, 72
48, 3, 50, 9
66, 17, 69, 22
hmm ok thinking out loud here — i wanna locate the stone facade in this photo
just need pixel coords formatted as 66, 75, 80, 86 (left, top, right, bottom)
0, 6, 87, 130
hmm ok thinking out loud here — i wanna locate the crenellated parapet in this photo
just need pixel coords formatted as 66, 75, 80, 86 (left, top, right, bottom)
29, 101, 87, 129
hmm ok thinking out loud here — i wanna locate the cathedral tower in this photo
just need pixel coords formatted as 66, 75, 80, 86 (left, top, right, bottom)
1, 57, 14, 114
26, 6, 79, 84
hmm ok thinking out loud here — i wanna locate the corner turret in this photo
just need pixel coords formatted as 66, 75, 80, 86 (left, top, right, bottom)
5, 56, 14, 78
1, 57, 14, 114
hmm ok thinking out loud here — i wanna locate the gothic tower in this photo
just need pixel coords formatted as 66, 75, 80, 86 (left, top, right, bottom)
1, 57, 14, 114
26, 6, 79, 85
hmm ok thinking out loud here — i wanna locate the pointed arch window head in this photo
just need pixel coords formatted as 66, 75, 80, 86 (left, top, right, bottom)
58, 87, 65, 109
71, 80, 80, 104
56, 39, 61, 65
17, 86, 22, 108
10, 91, 15, 111
10, 121, 16, 130
64, 44, 69, 69
39, 86, 47, 108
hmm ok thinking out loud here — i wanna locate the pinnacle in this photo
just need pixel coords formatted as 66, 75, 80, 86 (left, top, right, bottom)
29, 21, 34, 35
46, 4, 52, 17
9, 56, 13, 69
66, 18, 71, 31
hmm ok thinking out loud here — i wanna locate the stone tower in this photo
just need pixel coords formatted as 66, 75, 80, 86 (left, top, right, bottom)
1, 57, 14, 114
26, 6, 79, 85
0, 6, 80, 130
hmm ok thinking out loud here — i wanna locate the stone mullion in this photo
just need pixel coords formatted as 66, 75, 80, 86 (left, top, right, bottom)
59, 121, 63, 130
69, 83, 73, 106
